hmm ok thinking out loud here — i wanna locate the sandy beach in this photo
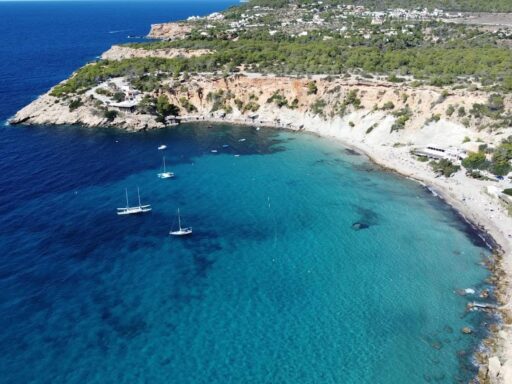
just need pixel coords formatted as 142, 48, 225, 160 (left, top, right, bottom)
345, 142, 512, 383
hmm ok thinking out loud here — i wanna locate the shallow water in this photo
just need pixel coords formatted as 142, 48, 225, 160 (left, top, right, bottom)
0, 123, 495, 383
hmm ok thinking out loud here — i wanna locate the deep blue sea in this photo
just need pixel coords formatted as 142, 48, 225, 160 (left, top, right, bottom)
0, 2, 497, 383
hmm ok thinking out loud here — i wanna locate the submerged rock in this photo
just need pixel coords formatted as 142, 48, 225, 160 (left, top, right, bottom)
431, 340, 443, 350
462, 327, 473, 335
456, 288, 475, 296
344, 148, 361, 156
352, 222, 370, 231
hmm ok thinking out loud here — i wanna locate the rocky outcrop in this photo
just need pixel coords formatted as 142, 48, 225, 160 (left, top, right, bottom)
101, 45, 212, 61
9, 91, 164, 131
148, 22, 191, 40
10, 73, 504, 142
480, 356, 512, 384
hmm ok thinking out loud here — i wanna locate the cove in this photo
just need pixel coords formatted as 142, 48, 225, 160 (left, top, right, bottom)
0, 123, 495, 383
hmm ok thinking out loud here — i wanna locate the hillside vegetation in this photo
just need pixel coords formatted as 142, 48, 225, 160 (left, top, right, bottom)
249, 0, 512, 12
50, 42, 512, 98
51, 0, 512, 96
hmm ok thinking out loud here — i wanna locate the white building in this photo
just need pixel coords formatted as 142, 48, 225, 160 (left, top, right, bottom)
413, 145, 467, 163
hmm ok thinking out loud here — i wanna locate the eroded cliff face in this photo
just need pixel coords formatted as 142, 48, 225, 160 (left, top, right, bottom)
10, 72, 508, 149
101, 45, 212, 61
147, 22, 191, 40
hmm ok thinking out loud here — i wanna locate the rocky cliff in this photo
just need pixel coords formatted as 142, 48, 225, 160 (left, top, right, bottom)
147, 22, 191, 40
10, 72, 509, 148
101, 45, 212, 61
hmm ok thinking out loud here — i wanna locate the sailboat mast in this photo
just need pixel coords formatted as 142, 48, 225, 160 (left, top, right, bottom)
178, 208, 181, 230
163, 156, 166, 172
125, 188, 129, 208
137, 187, 141, 207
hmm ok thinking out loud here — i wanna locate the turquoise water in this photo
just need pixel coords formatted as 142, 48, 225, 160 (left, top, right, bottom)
0, 1, 497, 382
0, 123, 494, 383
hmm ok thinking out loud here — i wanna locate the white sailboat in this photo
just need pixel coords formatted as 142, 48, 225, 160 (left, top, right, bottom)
170, 209, 192, 236
158, 145, 167, 150
157, 156, 174, 179
117, 187, 152, 215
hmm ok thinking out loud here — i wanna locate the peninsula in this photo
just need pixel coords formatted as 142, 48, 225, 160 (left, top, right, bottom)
10, 1, 512, 381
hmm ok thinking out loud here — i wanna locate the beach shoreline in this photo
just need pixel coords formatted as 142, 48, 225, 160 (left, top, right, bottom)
179, 115, 512, 382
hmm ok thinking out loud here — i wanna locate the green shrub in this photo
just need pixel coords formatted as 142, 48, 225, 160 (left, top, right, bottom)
310, 98, 327, 117
112, 92, 125, 102
430, 159, 460, 177
68, 99, 83, 112
391, 107, 412, 132
137, 95, 156, 114
388, 74, 405, 83
95, 87, 112, 96
430, 76, 454, 87
103, 109, 118, 121
234, 99, 244, 110
490, 141, 512, 176
267, 91, 288, 108
381, 101, 395, 110
306, 81, 318, 95
462, 151, 487, 170
488, 94, 505, 112
179, 97, 197, 113
243, 101, 260, 113
345, 90, 361, 109
426, 114, 441, 124
466, 170, 490, 180
156, 95, 179, 117
366, 123, 377, 134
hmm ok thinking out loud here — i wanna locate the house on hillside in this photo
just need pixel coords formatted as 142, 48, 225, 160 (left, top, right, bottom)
412, 145, 467, 163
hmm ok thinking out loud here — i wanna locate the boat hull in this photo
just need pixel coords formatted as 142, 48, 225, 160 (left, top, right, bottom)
170, 228, 192, 236
117, 206, 152, 215
157, 172, 174, 179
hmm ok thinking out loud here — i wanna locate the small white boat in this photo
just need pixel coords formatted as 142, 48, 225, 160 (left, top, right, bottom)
170, 209, 192, 236
234, 154, 240, 157
117, 187, 152, 216
238, 138, 246, 142
211, 149, 218, 153
256, 127, 260, 131
157, 156, 174, 179
222, 144, 229, 148
158, 145, 167, 150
